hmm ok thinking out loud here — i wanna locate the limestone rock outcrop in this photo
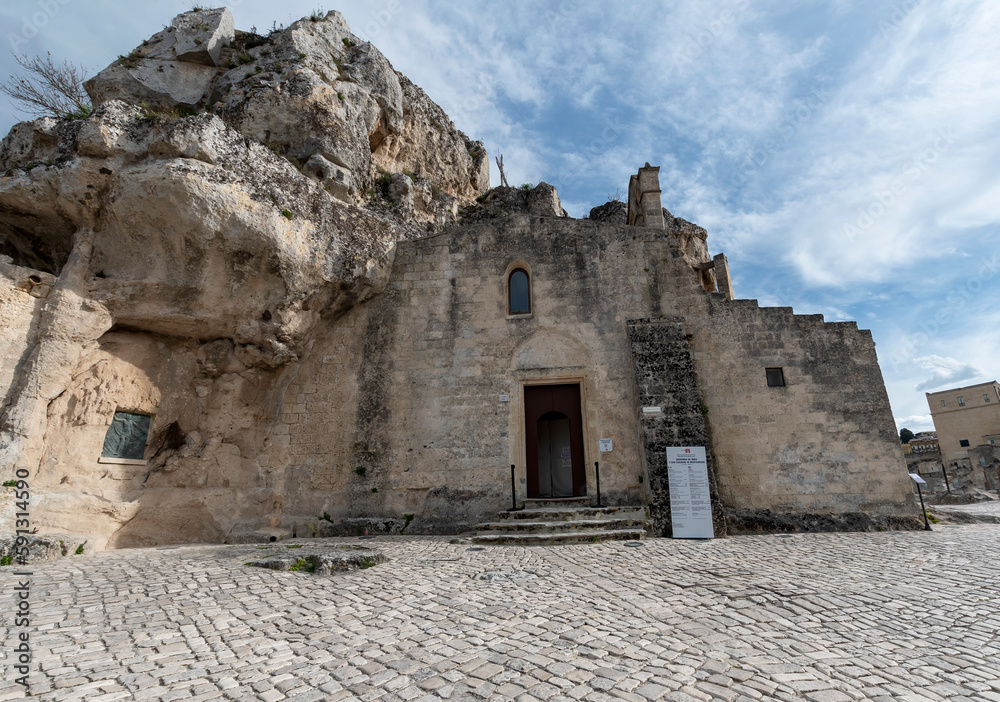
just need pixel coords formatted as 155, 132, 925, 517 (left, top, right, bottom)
0, 6, 489, 549
664, 207, 711, 270
83, 8, 488, 208
0, 100, 411, 353
84, 8, 235, 110
459, 183, 569, 223
588, 200, 626, 223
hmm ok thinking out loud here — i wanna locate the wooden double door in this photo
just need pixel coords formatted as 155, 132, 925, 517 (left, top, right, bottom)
524, 384, 586, 498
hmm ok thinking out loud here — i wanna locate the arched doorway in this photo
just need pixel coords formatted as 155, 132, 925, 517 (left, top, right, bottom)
524, 384, 586, 498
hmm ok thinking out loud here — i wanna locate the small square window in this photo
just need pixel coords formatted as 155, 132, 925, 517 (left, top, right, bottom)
957, 396, 965, 406
985, 394, 991, 403
941, 400, 947, 407
102, 411, 151, 460
765, 368, 785, 387
959, 439, 970, 448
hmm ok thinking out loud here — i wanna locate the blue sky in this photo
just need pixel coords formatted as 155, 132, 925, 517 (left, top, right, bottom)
2, 0, 998, 433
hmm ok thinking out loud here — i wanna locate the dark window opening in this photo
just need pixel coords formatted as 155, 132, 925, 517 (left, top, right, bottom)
985, 394, 991, 403
765, 367, 785, 387
102, 411, 151, 460
959, 439, 970, 448
957, 396, 966, 406
508, 268, 531, 315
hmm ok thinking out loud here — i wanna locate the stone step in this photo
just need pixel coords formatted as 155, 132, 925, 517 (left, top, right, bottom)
521, 497, 593, 509
500, 506, 648, 522
475, 518, 649, 534
469, 529, 647, 546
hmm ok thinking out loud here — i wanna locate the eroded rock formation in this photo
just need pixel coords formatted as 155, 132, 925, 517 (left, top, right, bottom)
0, 7, 489, 549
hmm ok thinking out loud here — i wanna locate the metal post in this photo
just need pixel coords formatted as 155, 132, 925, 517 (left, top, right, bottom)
595, 462, 602, 508
510, 464, 517, 511
942, 464, 951, 493
916, 482, 932, 531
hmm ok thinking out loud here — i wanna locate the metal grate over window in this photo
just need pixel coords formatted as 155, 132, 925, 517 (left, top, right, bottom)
101, 411, 151, 460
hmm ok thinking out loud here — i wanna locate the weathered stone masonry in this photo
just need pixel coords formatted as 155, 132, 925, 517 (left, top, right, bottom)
627, 319, 727, 538
0, 8, 917, 548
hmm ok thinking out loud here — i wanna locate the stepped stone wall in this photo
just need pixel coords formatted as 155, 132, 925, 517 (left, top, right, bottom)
683, 298, 914, 515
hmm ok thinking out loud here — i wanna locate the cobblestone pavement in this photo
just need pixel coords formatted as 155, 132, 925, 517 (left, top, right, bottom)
932, 501, 1000, 517
3, 526, 1000, 701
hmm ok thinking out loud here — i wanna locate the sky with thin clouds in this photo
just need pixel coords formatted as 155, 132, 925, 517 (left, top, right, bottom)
2, 0, 998, 434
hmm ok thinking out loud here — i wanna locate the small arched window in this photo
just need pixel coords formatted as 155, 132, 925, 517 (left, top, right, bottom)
508, 268, 531, 315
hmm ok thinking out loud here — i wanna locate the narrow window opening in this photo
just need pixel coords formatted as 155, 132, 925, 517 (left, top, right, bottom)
765, 367, 785, 387
985, 394, 991, 403
959, 439, 970, 448
941, 400, 947, 407
508, 268, 531, 315
957, 396, 966, 406
101, 411, 152, 460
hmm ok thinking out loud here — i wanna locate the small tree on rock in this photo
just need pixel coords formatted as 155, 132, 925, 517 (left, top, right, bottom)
1, 52, 92, 119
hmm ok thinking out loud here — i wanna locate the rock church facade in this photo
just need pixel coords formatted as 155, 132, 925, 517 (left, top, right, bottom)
0, 8, 915, 549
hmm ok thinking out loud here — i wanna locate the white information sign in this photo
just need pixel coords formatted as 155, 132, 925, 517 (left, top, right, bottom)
599, 439, 613, 452
908, 473, 926, 485
667, 446, 715, 539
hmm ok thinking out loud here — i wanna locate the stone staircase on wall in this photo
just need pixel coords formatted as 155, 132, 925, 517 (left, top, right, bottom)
465, 498, 650, 545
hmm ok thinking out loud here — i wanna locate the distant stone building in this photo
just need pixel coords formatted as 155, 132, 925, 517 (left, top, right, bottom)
926, 381, 1000, 465
0, 8, 918, 549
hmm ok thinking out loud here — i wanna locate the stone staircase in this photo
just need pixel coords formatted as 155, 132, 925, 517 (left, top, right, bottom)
465, 498, 650, 546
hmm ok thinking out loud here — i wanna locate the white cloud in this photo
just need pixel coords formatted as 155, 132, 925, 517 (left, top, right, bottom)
913, 355, 989, 392
895, 414, 934, 432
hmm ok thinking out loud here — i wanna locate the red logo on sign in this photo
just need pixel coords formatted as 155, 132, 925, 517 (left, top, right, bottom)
685, 449, 691, 453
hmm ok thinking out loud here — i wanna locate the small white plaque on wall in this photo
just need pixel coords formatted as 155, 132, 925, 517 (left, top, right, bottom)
499, 393, 509, 402
599, 439, 613, 452
642, 406, 663, 415
667, 447, 715, 539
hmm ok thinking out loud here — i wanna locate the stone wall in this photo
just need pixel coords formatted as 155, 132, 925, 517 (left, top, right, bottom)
261, 210, 915, 535
264, 215, 674, 533
627, 319, 727, 537
677, 294, 916, 515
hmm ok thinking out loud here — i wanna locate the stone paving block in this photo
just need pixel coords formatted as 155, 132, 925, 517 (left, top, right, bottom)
468, 663, 504, 680
7, 532, 1000, 701
804, 692, 853, 702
